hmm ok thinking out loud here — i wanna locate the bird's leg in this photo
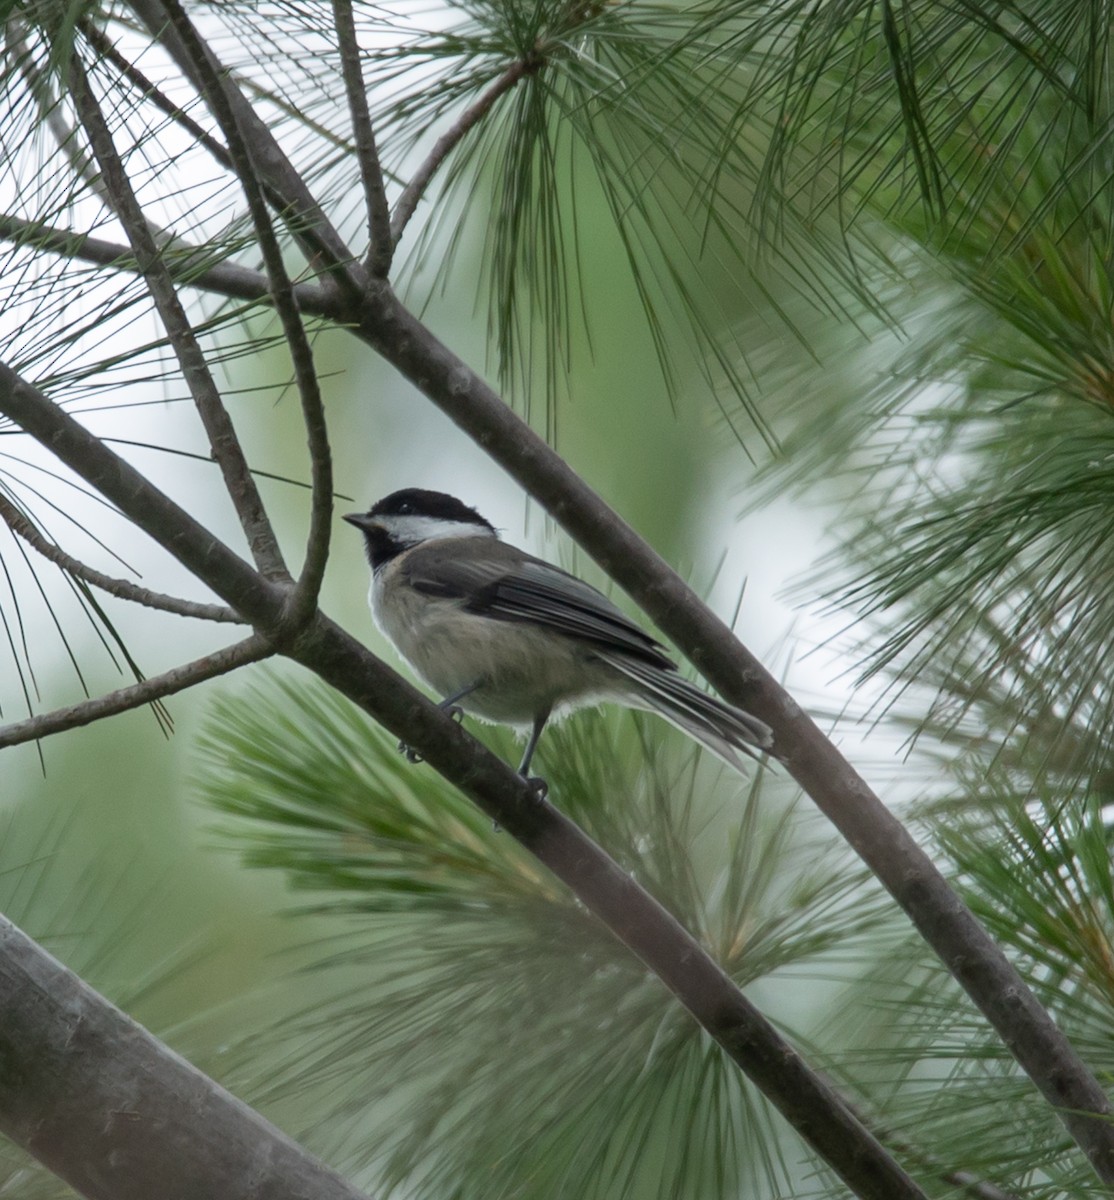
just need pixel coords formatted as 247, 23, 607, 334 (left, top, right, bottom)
516, 709, 551, 799
399, 682, 482, 764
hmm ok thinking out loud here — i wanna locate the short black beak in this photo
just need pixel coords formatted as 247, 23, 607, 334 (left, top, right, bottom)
343, 512, 375, 530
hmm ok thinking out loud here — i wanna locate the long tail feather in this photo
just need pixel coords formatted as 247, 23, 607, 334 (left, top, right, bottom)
597, 653, 776, 771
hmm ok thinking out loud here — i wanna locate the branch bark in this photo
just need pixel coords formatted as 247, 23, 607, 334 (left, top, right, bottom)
0, 914, 374, 1200
0, 211, 330, 310
332, 0, 393, 276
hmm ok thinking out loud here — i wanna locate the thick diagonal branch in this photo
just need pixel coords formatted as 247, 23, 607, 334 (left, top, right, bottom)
0, 915, 374, 1200
350, 284, 1114, 1182
0, 635, 270, 749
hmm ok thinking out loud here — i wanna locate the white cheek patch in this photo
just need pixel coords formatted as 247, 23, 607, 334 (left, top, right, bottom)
379, 514, 495, 546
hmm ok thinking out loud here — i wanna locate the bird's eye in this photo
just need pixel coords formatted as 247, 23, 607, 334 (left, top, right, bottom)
397, 502, 412, 514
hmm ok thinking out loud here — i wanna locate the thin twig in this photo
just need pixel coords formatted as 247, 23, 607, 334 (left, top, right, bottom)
0, 212, 332, 311
78, 18, 234, 172
0, 634, 271, 749
7, 21, 188, 256
390, 57, 536, 246
156, 0, 332, 628
68, 54, 289, 582
0, 492, 243, 624
332, 0, 392, 276
0, 362, 283, 626
129, 0, 366, 301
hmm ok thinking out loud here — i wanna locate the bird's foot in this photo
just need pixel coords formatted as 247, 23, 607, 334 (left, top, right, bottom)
444, 705, 465, 722
398, 740, 423, 764
491, 777, 547, 833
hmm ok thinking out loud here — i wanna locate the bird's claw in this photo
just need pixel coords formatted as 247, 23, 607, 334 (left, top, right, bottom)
401, 705, 464, 764
398, 740, 424, 764
523, 775, 549, 800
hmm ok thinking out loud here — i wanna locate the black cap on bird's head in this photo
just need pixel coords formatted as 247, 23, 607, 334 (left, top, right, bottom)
344, 488, 497, 568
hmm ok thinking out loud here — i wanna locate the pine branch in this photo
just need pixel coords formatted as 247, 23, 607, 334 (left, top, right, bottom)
0, 492, 242, 623
0, 634, 270, 749
6, 20, 187, 255
285, 618, 934, 1200
6, 12, 1112, 1186
19, 42, 1113, 1183
390, 56, 537, 247
78, 17, 234, 172
0, 212, 331, 310
0, 363, 280, 626
349, 285, 1114, 1184
154, 0, 331, 626
128, 0, 366, 301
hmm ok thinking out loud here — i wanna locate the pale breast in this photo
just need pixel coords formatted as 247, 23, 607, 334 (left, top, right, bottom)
370, 556, 619, 725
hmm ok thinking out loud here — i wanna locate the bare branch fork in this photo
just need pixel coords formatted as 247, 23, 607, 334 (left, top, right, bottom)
150, 0, 332, 627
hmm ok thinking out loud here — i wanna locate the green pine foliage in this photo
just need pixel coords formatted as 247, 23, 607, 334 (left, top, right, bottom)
199, 678, 890, 1198
6, 0, 1114, 1195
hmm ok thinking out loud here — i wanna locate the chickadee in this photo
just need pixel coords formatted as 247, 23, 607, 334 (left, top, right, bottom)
345, 488, 775, 784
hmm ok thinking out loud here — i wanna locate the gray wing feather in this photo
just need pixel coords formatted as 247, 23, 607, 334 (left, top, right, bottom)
404, 544, 672, 667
